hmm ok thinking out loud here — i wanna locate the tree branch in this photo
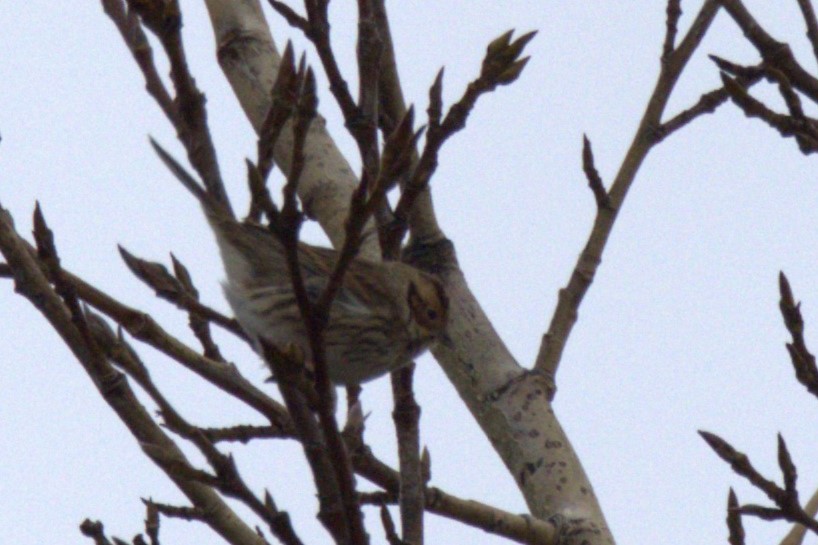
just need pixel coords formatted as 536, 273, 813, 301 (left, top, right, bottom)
0, 202, 265, 545
716, 0, 818, 102
534, 0, 721, 390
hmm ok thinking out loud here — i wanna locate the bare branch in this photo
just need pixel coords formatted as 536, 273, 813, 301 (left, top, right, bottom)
100, 0, 176, 125
158, 402, 306, 545
699, 430, 818, 533
354, 0, 383, 186
198, 9, 571, 537
201, 424, 295, 443
355, 2, 443, 255
720, 72, 818, 154
699, 431, 783, 500
0, 203, 265, 545
0, 225, 290, 428
659, 87, 732, 138
779, 434, 798, 498
534, 1, 721, 388
207, 1, 378, 257
143, 500, 160, 545
342, 393, 556, 544
257, 41, 300, 186
118, 246, 244, 344
716, 0, 818, 103
658, 60, 764, 140
253, 60, 366, 543
32, 204, 100, 354
171, 253, 225, 361
83, 307, 303, 545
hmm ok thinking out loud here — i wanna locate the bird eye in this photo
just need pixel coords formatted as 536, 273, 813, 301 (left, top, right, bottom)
427, 309, 438, 320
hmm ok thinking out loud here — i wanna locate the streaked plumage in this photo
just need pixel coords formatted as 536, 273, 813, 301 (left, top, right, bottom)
211, 216, 448, 384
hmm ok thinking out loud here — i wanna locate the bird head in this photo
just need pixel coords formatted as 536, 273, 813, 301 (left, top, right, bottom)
407, 276, 449, 335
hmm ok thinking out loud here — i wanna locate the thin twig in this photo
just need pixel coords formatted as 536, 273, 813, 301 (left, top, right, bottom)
726, 489, 746, 545
268, 1, 309, 31
369, 0, 443, 248
118, 246, 245, 342
581, 135, 611, 210
379, 505, 403, 545
80, 519, 116, 545
86, 312, 304, 545
796, 0, 818, 69
353, 0, 383, 188
201, 424, 295, 443
143, 500, 160, 545
347, 424, 555, 544
171, 253, 225, 361
100, 0, 177, 125
161, 396, 305, 545
146, 500, 206, 522
658, 61, 763, 140
778, 272, 818, 397
663, 0, 683, 61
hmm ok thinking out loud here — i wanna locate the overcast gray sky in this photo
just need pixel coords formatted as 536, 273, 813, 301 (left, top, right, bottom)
2, 1, 818, 544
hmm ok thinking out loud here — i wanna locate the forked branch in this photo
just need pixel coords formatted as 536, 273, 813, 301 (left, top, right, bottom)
534, 0, 721, 392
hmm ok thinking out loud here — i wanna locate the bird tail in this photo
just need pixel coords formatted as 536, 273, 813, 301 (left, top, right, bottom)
149, 137, 234, 222
149, 136, 290, 292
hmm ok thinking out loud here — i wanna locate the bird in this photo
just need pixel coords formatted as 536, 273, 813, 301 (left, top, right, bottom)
152, 141, 449, 385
